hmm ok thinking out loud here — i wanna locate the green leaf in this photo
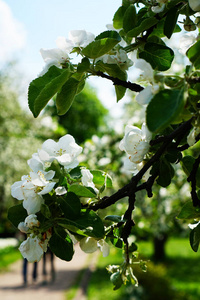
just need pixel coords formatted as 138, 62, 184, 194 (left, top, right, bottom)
55, 77, 80, 115
146, 89, 184, 133
177, 201, 200, 220
58, 209, 105, 238
164, 6, 179, 39
8, 204, 27, 228
123, 4, 137, 33
187, 40, 200, 69
190, 223, 200, 252
110, 237, 124, 248
69, 166, 82, 179
139, 43, 174, 71
28, 66, 71, 117
95, 61, 127, 101
105, 215, 123, 223
156, 159, 174, 187
49, 227, 74, 261
68, 184, 96, 197
113, 6, 127, 29
90, 170, 113, 188
57, 192, 81, 219
77, 57, 90, 73
82, 32, 121, 59
127, 17, 158, 37
40, 203, 51, 219
95, 31, 121, 41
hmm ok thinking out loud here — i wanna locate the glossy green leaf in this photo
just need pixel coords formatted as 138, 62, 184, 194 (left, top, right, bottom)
69, 166, 82, 179
190, 223, 200, 252
57, 192, 81, 219
68, 184, 96, 197
123, 4, 137, 33
58, 209, 105, 238
105, 215, 124, 223
146, 89, 184, 133
127, 17, 158, 37
139, 43, 174, 71
177, 201, 200, 220
82, 32, 121, 59
187, 40, 200, 69
49, 227, 74, 261
7, 204, 27, 228
28, 66, 71, 117
164, 6, 179, 39
77, 57, 90, 73
156, 160, 174, 187
55, 77, 80, 115
90, 170, 113, 188
113, 6, 127, 29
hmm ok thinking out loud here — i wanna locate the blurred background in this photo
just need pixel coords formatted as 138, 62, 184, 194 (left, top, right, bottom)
1, 0, 200, 299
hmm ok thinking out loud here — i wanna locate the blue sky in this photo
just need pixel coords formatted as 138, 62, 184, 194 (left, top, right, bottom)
1, 0, 127, 112
4, 0, 121, 75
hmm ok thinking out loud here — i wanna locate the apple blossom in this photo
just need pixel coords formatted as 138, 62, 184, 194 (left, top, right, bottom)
56, 30, 95, 53
135, 84, 160, 106
81, 168, 98, 193
97, 48, 133, 71
39, 48, 70, 76
187, 127, 200, 146
19, 232, 51, 263
121, 158, 151, 181
134, 59, 154, 83
11, 170, 56, 214
79, 237, 110, 257
119, 123, 152, 164
39, 134, 82, 170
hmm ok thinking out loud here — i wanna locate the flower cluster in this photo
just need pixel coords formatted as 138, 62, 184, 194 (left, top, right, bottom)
11, 134, 111, 262
40, 30, 95, 75
11, 134, 82, 215
119, 123, 152, 180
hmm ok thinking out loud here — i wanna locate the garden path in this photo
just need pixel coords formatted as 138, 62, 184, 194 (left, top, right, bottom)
0, 244, 89, 300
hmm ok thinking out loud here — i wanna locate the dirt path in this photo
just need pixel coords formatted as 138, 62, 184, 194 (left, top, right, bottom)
0, 244, 89, 300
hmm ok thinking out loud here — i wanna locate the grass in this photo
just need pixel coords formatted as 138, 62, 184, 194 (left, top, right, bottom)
0, 246, 21, 272
84, 238, 200, 300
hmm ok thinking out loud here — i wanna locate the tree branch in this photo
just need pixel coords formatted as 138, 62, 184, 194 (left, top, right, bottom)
187, 154, 200, 207
95, 71, 144, 93
90, 118, 193, 211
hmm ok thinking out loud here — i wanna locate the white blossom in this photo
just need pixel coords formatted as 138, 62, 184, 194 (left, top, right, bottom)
151, 3, 165, 13
188, 221, 200, 229
134, 59, 154, 83
19, 234, 46, 262
24, 214, 40, 228
121, 158, 151, 181
11, 170, 56, 214
179, 33, 196, 55
135, 84, 159, 106
79, 237, 110, 257
39, 48, 70, 76
97, 48, 133, 71
56, 30, 95, 52
119, 123, 152, 164
81, 168, 98, 193
187, 127, 200, 146
39, 134, 82, 170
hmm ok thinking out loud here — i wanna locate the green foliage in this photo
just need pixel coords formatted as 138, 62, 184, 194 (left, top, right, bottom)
28, 66, 71, 117
146, 89, 184, 132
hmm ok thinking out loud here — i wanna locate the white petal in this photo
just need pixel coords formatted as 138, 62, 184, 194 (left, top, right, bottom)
11, 181, 24, 200
97, 239, 110, 257
23, 195, 44, 215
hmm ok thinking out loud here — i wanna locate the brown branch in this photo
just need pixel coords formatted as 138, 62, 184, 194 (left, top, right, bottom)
90, 118, 193, 211
95, 71, 144, 93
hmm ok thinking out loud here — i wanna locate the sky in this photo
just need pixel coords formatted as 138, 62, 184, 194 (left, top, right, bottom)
0, 0, 126, 113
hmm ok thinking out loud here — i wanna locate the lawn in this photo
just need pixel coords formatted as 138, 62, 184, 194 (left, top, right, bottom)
0, 246, 21, 272
82, 238, 200, 300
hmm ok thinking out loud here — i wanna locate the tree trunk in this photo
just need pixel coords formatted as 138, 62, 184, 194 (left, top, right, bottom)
153, 234, 168, 261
